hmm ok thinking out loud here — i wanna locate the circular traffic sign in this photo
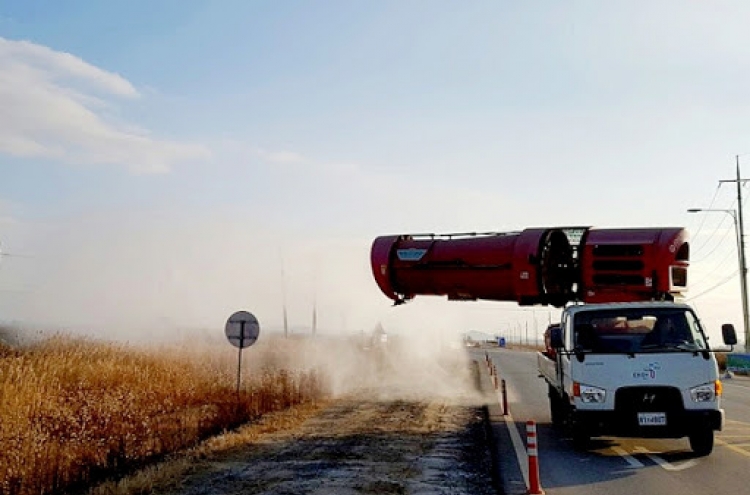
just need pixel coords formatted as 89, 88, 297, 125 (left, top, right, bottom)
225, 310, 260, 349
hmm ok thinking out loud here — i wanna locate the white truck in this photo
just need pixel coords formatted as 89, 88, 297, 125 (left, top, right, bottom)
537, 301, 738, 455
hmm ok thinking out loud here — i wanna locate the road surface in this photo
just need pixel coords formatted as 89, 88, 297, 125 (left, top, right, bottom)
481, 347, 750, 495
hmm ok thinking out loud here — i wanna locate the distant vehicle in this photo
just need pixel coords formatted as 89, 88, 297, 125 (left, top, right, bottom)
543, 324, 560, 359
369, 324, 388, 349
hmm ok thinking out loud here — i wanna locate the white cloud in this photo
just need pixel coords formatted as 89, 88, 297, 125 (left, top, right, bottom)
251, 146, 361, 175
256, 148, 309, 165
0, 38, 138, 97
0, 37, 210, 173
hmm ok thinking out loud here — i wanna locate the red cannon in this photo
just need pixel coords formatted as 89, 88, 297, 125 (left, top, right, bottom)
371, 227, 689, 307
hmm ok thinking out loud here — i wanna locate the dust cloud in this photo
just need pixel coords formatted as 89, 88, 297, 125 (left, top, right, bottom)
134, 323, 483, 406
0, 208, 387, 340
0, 205, 502, 403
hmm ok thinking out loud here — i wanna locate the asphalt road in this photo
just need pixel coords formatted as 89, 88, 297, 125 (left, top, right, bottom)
477, 347, 750, 495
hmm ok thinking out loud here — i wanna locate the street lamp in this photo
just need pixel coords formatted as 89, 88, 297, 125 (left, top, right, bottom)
687, 207, 749, 350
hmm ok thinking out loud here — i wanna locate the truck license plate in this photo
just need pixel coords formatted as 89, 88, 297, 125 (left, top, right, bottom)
638, 412, 667, 426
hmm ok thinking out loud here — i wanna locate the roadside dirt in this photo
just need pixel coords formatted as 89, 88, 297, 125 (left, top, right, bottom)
151, 343, 497, 495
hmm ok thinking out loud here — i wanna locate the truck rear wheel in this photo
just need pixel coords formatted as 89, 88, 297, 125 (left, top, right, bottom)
689, 428, 714, 456
549, 386, 564, 428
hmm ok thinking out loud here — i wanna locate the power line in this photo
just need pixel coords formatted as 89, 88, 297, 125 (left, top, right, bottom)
689, 183, 722, 245
686, 269, 739, 301
690, 248, 737, 290
690, 198, 737, 258
691, 218, 734, 264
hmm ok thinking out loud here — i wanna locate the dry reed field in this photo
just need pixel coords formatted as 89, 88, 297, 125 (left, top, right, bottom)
0, 332, 328, 495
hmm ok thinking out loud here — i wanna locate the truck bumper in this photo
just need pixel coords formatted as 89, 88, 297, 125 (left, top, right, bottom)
572, 408, 723, 439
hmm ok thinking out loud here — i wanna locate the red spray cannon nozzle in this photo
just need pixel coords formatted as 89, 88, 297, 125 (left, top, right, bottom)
371, 227, 689, 306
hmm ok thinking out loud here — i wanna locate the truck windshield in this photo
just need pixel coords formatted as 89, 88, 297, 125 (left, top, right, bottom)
573, 308, 708, 353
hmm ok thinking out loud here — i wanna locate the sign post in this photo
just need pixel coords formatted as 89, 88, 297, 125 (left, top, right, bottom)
225, 310, 260, 397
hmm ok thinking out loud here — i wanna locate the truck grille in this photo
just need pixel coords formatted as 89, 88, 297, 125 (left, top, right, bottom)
615, 386, 684, 413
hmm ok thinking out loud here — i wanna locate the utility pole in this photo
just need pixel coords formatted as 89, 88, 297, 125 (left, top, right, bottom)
280, 253, 289, 339
525, 321, 529, 346
312, 262, 319, 337
311, 297, 317, 337
719, 156, 750, 352
282, 301, 289, 339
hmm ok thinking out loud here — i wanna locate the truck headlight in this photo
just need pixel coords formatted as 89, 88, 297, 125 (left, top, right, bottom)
690, 381, 720, 402
574, 382, 607, 403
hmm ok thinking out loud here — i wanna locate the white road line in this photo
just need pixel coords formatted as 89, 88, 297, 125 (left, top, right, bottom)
502, 401, 530, 488
633, 446, 699, 471
723, 382, 750, 390
488, 368, 530, 487
611, 446, 644, 468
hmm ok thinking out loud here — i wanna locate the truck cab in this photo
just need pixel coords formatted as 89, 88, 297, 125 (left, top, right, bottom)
540, 301, 737, 456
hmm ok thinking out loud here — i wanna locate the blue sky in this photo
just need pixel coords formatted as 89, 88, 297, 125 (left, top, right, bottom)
1, 1, 750, 344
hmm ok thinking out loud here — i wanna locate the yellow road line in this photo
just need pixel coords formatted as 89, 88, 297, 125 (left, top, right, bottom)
717, 438, 750, 457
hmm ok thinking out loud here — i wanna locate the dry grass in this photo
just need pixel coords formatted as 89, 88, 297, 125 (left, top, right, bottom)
88, 401, 327, 495
0, 334, 328, 495
716, 352, 728, 372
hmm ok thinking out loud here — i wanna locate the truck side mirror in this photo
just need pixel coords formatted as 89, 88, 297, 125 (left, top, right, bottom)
550, 326, 564, 349
722, 324, 738, 346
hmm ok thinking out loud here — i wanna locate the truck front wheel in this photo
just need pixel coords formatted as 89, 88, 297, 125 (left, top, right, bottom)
549, 386, 565, 428
688, 428, 714, 456
571, 422, 590, 449
565, 405, 590, 449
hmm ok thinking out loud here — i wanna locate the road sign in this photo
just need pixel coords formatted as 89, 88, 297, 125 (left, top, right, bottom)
225, 311, 260, 349
727, 353, 750, 374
